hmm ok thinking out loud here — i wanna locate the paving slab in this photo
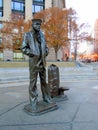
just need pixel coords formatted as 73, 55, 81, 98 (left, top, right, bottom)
72, 122, 98, 130
0, 74, 98, 130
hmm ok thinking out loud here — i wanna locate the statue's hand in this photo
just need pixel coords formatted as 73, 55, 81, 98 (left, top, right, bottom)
29, 50, 34, 57
29, 53, 34, 57
46, 47, 49, 56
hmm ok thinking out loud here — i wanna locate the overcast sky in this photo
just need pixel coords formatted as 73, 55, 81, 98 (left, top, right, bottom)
66, 0, 98, 27
66, 0, 97, 53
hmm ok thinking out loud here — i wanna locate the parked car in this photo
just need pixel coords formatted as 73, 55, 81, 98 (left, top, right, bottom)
81, 59, 91, 63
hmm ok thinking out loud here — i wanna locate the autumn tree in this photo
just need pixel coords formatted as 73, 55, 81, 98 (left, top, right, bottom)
0, 13, 31, 50
67, 8, 92, 60
67, 8, 92, 42
34, 7, 68, 59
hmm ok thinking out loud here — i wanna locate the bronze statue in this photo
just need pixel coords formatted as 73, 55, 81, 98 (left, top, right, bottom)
21, 19, 53, 112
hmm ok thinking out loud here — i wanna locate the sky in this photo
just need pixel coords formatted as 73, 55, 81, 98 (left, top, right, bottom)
66, 0, 98, 54
66, 0, 98, 30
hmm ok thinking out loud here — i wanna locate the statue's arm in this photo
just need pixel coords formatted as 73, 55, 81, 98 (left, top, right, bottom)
41, 31, 49, 56
21, 33, 30, 56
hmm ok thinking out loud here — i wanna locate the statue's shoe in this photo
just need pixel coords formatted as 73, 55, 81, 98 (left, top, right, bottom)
43, 98, 53, 103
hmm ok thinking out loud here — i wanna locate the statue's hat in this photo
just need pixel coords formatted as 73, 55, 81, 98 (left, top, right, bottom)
32, 19, 42, 23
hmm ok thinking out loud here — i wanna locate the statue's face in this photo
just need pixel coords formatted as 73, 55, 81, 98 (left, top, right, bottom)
32, 21, 41, 32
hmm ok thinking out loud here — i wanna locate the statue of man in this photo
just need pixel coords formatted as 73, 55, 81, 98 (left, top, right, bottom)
21, 19, 52, 109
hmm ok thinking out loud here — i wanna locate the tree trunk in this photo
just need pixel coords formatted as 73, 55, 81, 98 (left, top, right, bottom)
55, 49, 58, 61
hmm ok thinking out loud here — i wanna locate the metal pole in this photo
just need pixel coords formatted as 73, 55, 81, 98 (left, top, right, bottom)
69, 16, 72, 61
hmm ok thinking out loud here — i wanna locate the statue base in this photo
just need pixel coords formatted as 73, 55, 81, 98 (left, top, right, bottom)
24, 100, 58, 116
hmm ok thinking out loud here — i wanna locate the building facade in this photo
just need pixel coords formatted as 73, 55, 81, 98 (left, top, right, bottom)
0, 0, 66, 61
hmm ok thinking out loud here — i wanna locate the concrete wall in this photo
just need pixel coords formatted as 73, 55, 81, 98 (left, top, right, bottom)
3, 49, 13, 61
46, 48, 56, 61
45, 0, 52, 8
25, 0, 32, 21
0, 0, 11, 21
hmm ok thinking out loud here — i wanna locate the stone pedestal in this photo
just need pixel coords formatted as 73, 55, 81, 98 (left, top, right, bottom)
24, 100, 58, 116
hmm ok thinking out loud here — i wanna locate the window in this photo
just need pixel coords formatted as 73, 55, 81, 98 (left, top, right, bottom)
12, 1, 24, 12
0, 23, 3, 29
0, 0, 3, 7
0, 0, 3, 17
34, 0, 44, 2
11, 1, 25, 17
32, 0, 45, 14
0, 52, 3, 60
0, 11, 2, 17
13, 52, 24, 60
32, 5, 43, 13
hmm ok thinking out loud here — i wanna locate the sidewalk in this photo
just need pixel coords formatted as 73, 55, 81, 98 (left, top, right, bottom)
0, 65, 98, 84
0, 80, 98, 130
